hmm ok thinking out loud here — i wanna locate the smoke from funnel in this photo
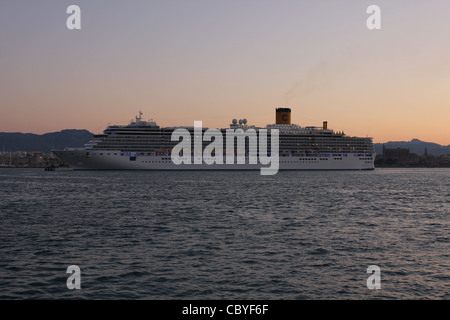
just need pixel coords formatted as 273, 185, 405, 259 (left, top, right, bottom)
284, 62, 331, 106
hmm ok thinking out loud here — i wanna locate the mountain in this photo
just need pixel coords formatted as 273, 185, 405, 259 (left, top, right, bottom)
1, 130, 449, 156
374, 139, 450, 156
0, 130, 94, 153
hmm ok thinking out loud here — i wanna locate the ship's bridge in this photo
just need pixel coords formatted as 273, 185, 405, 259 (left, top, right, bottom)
127, 111, 158, 128
104, 111, 159, 133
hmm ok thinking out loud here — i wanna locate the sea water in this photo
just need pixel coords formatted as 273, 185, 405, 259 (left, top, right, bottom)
0, 168, 449, 299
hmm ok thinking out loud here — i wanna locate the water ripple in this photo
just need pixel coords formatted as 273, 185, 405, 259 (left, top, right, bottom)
0, 168, 449, 299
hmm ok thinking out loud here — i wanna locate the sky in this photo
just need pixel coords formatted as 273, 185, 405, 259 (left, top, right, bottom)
1, 0, 450, 144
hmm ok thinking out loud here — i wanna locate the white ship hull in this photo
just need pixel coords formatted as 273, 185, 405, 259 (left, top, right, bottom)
54, 150, 375, 170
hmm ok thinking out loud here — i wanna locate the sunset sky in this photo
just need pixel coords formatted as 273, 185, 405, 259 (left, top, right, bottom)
1, 1, 450, 144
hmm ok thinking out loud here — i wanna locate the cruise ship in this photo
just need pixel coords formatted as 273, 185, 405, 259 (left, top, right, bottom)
53, 108, 375, 171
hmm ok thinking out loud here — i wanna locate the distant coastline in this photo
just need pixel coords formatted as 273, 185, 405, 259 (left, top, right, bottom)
374, 144, 450, 168
1, 130, 449, 169
1, 150, 449, 169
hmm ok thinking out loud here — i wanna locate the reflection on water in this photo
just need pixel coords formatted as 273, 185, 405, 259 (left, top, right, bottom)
0, 168, 449, 299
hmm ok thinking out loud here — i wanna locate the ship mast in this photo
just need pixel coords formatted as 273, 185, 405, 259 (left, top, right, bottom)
136, 111, 143, 122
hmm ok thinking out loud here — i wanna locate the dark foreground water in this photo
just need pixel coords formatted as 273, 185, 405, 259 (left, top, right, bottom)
0, 168, 449, 299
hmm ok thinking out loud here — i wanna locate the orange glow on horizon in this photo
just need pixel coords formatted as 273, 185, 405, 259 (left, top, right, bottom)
1, 2, 449, 146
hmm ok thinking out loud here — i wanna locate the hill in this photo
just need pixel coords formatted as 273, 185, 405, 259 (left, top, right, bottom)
374, 139, 450, 156
1, 131, 449, 156
0, 130, 94, 153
